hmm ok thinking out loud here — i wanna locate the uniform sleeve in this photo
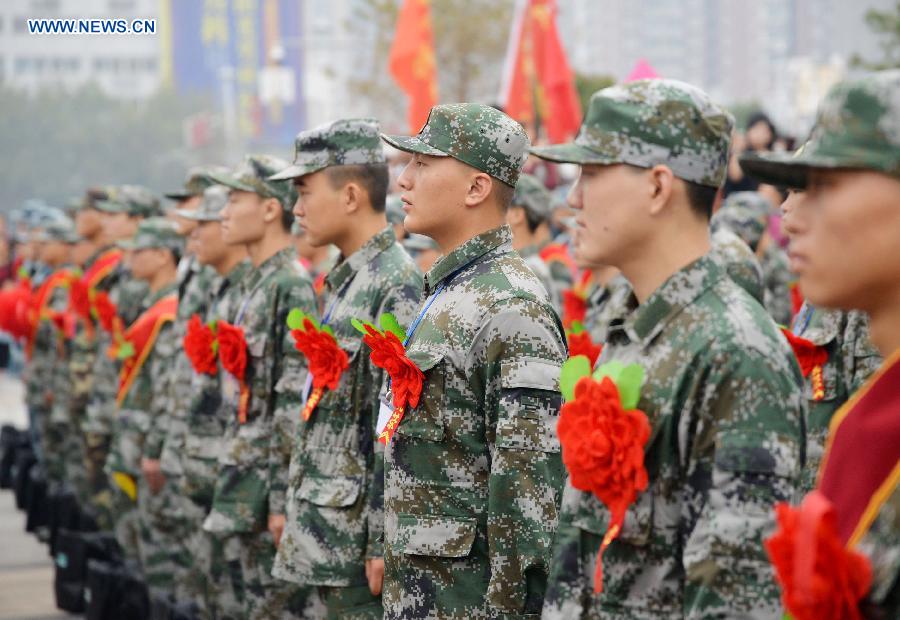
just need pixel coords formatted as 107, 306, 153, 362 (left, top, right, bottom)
366, 274, 423, 559
143, 321, 180, 459
842, 311, 882, 394
471, 297, 566, 615
681, 350, 804, 619
268, 278, 318, 515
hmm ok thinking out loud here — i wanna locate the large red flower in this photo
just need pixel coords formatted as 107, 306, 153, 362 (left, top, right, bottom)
362, 325, 424, 410
184, 314, 218, 376
562, 289, 587, 329
558, 376, 651, 527
216, 320, 247, 381
291, 318, 349, 391
765, 491, 872, 620
781, 328, 829, 377
567, 330, 602, 367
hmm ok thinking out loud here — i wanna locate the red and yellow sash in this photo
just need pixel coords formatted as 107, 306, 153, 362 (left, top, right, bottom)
84, 249, 123, 289
25, 269, 74, 358
817, 348, 900, 547
116, 295, 177, 406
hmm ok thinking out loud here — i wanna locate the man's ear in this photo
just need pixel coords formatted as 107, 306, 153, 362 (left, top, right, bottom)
344, 182, 363, 215
506, 205, 526, 225
647, 165, 675, 217
261, 196, 281, 224
463, 172, 493, 208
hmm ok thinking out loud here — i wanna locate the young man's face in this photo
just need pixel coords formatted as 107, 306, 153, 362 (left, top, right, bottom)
220, 190, 268, 246
39, 240, 69, 266
568, 164, 650, 267
396, 153, 470, 240
192, 220, 228, 267
127, 247, 164, 281
292, 170, 345, 248
791, 169, 900, 311
75, 208, 103, 239
103, 212, 139, 241
71, 241, 94, 267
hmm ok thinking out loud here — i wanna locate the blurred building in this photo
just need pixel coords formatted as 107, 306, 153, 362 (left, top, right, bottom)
0, 0, 162, 99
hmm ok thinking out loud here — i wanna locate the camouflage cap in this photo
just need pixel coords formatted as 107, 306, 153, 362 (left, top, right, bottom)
531, 79, 734, 187
712, 191, 771, 251
740, 70, 900, 188
269, 118, 386, 181
116, 217, 185, 253
385, 194, 406, 225
173, 185, 229, 222
94, 185, 163, 218
208, 155, 298, 211
35, 217, 80, 244
69, 186, 114, 212
164, 165, 230, 200
381, 103, 530, 187
512, 173, 553, 221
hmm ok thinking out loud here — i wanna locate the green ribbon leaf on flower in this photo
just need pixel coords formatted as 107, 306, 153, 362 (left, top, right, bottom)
560, 355, 592, 402
379, 313, 406, 341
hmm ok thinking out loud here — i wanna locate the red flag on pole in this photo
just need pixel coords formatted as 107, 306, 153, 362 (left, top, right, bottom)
389, 0, 439, 133
500, 0, 581, 143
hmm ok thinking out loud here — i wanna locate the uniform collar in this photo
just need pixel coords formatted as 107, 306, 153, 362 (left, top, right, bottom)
622, 254, 724, 346
256, 245, 296, 279
325, 226, 396, 293
424, 225, 512, 294
147, 281, 178, 305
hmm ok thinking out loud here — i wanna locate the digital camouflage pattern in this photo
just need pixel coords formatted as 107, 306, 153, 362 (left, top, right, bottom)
712, 192, 769, 252
520, 246, 562, 310
269, 117, 387, 181
709, 226, 765, 304
740, 69, 900, 187
116, 217, 185, 254
382, 226, 567, 618
513, 173, 554, 222
93, 184, 164, 218
583, 273, 632, 345
855, 483, 900, 616
164, 164, 229, 200
208, 155, 298, 211
273, 227, 422, 592
201, 245, 319, 618
759, 244, 793, 327
173, 184, 230, 222
382, 103, 530, 187
543, 255, 805, 619
530, 79, 734, 188
789, 303, 881, 494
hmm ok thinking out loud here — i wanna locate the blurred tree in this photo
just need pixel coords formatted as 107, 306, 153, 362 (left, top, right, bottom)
0, 85, 219, 211
851, 1, 900, 70
349, 0, 514, 132
574, 73, 616, 114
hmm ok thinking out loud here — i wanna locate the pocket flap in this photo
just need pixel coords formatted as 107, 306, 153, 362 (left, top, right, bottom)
407, 348, 443, 373
496, 415, 560, 452
396, 513, 477, 558
715, 430, 797, 478
296, 475, 361, 508
500, 358, 560, 391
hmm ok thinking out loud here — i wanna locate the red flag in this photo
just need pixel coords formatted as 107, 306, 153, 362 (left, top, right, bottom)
389, 0, 439, 133
500, 0, 581, 143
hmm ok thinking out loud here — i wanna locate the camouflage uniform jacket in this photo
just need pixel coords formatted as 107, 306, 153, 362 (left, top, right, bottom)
710, 227, 764, 304
519, 244, 564, 311
154, 259, 221, 471
105, 283, 180, 479
543, 255, 806, 620
178, 260, 252, 508
856, 476, 900, 617
790, 303, 881, 494
204, 246, 316, 534
383, 226, 567, 618
83, 264, 150, 436
275, 227, 423, 587
25, 273, 71, 412
759, 243, 793, 326
583, 274, 632, 345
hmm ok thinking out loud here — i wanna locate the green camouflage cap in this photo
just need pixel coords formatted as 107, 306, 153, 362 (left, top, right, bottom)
269, 118, 386, 181
94, 185, 163, 218
35, 217, 80, 243
740, 70, 900, 188
208, 155, 298, 211
512, 173, 553, 221
116, 217, 185, 253
385, 194, 406, 225
531, 79, 734, 187
173, 185, 229, 222
381, 103, 530, 187
711, 191, 770, 251
164, 165, 230, 200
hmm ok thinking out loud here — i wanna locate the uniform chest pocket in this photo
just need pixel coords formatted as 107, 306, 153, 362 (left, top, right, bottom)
296, 474, 362, 508
395, 351, 445, 442
495, 358, 561, 453
245, 332, 269, 401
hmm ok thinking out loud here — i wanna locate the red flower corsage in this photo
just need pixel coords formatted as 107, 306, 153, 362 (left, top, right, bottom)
217, 320, 250, 423
287, 309, 350, 421
184, 314, 218, 376
566, 321, 602, 367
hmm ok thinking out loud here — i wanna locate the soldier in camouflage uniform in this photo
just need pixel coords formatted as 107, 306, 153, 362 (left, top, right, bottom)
82, 186, 159, 528
581, 266, 632, 345
508, 173, 567, 309
269, 119, 423, 618
709, 224, 765, 304
713, 191, 792, 324
532, 79, 805, 618
379, 103, 567, 617
203, 156, 323, 619
103, 219, 182, 591
740, 68, 900, 620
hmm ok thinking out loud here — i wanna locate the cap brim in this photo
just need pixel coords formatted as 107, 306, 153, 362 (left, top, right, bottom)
115, 239, 139, 250
529, 142, 619, 165
738, 152, 813, 189
380, 134, 447, 157
205, 171, 257, 193
164, 191, 195, 200
173, 208, 219, 222
268, 162, 328, 181
93, 200, 127, 214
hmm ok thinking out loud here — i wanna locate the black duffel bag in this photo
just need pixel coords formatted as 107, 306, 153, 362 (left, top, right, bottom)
48, 486, 81, 557
85, 559, 149, 620
150, 591, 199, 620
0, 425, 23, 488
25, 464, 50, 536
12, 447, 36, 509
54, 529, 120, 613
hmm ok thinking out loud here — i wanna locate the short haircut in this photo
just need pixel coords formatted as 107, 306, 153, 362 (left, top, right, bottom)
324, 163, 389, 212
684, 180, 719, 221
280, 207, 295, 231
494, 181, 515, 211
514, 204, 543, 233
